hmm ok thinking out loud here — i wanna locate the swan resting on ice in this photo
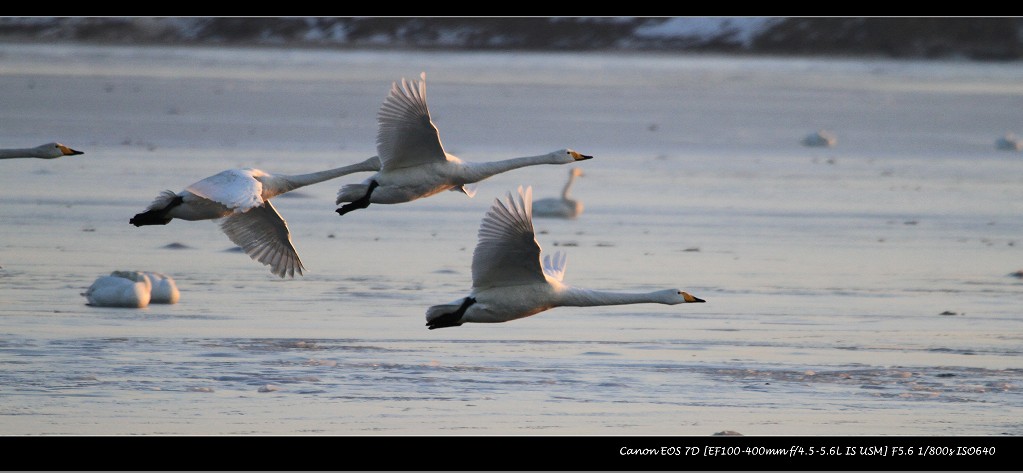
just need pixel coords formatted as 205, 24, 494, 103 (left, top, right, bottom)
532, 167, 585, 219
83, 271, 181, 307
335, 73, 592, 216
425, 186, 704, 329
0, 142, 84, 160
130, 156, 380, 278
110, 270, 180, 304
83, 276, 151, 308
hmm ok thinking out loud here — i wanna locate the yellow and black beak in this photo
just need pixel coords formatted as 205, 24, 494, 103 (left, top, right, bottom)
569, 150, 593, 161
682, 292, 705, 303
60, 145, 84, 156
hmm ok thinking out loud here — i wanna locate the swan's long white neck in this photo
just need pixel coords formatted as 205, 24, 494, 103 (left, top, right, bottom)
267, 156, 381, 196
461, 154, 563, 183
557, 287, 672, 307
0, 148, 41, 159
562, 172, 578, 200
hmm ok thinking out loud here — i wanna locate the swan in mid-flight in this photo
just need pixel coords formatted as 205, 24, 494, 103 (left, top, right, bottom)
0, 142, 83, 160
130, 156, 380, 278
425, 186, 705, 329
83, 276, 151, 308
533, 167, 585, 219
335, 73, 592, 216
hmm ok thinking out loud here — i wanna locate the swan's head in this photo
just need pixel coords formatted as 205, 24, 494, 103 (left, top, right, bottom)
37, 142, 84, 159
659, 289, 706, 305
570, 167, 585, 177
550, 149, 593, 163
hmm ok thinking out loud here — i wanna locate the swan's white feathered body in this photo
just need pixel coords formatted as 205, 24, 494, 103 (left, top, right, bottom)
131, 157, 380, 278
83, 276, 151, 308
335, 73, 592, 216
533, 167, 585, 219
110, 270, 180, 304
425, 186, 704, 329
0, 142, 83, 160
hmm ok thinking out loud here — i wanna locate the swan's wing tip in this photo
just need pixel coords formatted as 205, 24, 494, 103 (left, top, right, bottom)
460, 183, 479, 198
542, 250, 568, 282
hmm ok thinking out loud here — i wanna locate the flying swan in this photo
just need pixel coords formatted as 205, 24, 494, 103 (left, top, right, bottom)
0, 142, 83, 160
532, 167, 585, 219
425, 186, 705, 329
335, 73, 592, 216
130, 157, 380, 278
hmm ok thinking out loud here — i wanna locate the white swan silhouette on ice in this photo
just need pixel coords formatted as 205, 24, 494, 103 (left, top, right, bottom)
130, 157, 380, 278
533, 167, 585, 219
83, 276, 151, 308
335, 73, 592, 216
425, 186, 704, 329
110, 270, 180, 304
0, 142, 83, 160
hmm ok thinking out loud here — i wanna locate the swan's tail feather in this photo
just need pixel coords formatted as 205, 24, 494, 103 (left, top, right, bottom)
336, 183, 369, 205
129, 191, 181, 226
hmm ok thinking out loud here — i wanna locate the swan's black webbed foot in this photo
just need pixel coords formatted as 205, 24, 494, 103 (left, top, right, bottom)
427, 297, 476, 330
336, 180, 380, 216
129, 196, 182, 226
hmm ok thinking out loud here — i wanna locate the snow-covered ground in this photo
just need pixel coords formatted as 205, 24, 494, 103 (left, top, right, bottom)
1, 17, 1021, 59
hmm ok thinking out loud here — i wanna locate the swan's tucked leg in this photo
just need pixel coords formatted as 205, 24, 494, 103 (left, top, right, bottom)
426, 296, 476, 330
336, 180, 380, 216
129, 194, 183, 226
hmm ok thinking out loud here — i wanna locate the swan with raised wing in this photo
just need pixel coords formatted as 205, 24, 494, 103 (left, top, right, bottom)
425, 186, 704, 329
130, 156, 380, 278
0, 142, 83, 160
335, 73, 592, 216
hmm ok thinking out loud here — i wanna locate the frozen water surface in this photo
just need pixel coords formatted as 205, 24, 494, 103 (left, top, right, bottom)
0, 44, 1021, 436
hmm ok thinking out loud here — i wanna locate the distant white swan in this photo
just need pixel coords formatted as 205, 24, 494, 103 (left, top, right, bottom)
0, 142, 83, 160
83, 276, 151, 308
533, 167, 585, 219
130, 156, 380, 278
335, 73, 592, 216
110, 270, 180, 304
425, 186, 704, 329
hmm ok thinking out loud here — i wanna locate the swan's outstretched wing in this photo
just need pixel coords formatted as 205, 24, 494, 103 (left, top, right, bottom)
541, 251, 568, 282
186, 169, 263, 212
219, 200, 305, 278
376, 72, 448, 172
471, 186, 546, 289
